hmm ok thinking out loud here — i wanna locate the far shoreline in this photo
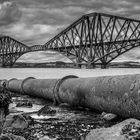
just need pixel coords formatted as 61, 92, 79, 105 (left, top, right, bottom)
5, 61, 140, 69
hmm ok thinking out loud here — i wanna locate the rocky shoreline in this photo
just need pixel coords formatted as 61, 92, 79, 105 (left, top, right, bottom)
1, 93, 140, 140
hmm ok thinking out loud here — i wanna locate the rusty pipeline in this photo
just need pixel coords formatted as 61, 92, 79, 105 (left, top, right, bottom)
5, 74, 140, 119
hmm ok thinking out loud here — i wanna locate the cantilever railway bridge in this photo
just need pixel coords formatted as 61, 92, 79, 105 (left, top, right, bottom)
1, 12, 140, 67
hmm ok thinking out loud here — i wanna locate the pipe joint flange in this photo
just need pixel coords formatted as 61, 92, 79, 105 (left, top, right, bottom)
53, 75, 78, 105
7, 78, 17, 90
20, 77, 36, 94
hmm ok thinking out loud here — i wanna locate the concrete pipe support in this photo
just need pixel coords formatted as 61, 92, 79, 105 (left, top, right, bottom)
6, 74, 140, 119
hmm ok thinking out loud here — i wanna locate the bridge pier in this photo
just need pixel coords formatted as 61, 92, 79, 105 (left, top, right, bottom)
76, 63, 96, 69
9, 64, 13, 68
76, 63, 82, 68
101, 63, 108, 69
2, 64, 6, 68
86, 63, 95, 69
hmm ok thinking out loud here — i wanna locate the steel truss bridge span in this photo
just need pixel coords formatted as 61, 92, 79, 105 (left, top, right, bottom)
1, 12, 140, 67
0, 36, 30, 67
44, 12, 140, 68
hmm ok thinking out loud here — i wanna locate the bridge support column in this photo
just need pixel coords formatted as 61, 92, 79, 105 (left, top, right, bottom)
101, 63, 108, 69
86, 63, 95, 69
2, 64, 5, 68
76, 63, 82, 68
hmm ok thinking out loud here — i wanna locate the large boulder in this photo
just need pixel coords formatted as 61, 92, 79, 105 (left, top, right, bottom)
38, 106, 56, 116
4, 114, 33, 130
85, 118, 140, 140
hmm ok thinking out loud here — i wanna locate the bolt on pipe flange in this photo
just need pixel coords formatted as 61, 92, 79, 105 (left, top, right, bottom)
53, 75, 78, 105
20, 77, 36, 94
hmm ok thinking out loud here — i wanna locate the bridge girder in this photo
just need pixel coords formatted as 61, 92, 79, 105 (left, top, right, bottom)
43, 12, 140, 67
0, 36, 30, 67
1, 12, 140, 67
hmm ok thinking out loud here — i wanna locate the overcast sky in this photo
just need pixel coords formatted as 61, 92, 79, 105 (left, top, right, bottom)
1, 0, 140, 63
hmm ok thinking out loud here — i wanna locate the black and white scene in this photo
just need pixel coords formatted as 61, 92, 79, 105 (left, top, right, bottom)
1, 0, 140, 139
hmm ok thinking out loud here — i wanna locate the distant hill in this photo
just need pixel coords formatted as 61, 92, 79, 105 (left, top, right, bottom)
14, 61, 75, 68
110, 61, 140, 68
13, 61, 140, 68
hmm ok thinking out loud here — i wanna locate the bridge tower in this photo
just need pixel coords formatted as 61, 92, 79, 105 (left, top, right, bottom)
0, 36, 30, 67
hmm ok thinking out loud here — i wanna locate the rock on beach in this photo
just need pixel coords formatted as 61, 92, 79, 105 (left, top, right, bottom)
85, 118, 140, 140
4, 114, 33, 130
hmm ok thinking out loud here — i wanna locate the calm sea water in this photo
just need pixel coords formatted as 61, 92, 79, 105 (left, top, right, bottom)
0, 68, 140, 80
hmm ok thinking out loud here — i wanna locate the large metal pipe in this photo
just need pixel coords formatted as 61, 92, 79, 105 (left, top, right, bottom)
6, 74, 140, 119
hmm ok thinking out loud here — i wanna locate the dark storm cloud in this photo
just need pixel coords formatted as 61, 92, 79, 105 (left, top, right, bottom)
1, 0, 140, 45
0, 0, 22, 26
